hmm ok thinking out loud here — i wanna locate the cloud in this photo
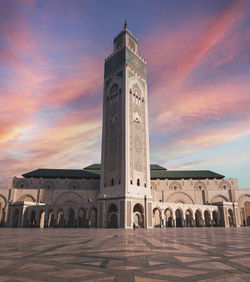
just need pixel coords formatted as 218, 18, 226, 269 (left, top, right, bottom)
143, 0, 247, 87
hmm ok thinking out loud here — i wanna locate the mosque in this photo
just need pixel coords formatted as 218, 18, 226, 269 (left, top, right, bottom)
0, 23, 250, 229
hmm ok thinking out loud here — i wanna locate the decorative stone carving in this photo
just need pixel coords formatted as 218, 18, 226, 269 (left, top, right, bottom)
42, 180, 55, 190
167, 192, 194, 204
67, 181, 81, 190
237, 194, 250, 207
169, 181, 182, 191
55, 192, 83, 205
15, 179, 29, 189
211, 195, 229, 203
194, 181, 207, 191
17, 194, 35, 202
219, 180, 231, 190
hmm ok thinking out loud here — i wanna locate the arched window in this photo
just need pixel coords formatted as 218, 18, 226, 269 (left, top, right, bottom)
130, 180, 133, 185
111, 178, 114, 186
137, 179, 140, 186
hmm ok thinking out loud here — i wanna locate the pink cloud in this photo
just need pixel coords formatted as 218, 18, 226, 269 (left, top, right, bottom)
143, 0, 247, 87
154, 80, 250, 131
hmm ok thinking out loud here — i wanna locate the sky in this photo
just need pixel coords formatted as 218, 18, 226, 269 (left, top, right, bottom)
0, 0, 250, 189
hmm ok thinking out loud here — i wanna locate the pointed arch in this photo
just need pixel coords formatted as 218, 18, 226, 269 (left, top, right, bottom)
17, 194, 35, 202
167, 192, 194, 204
211, 194, 228, 203
55, 192, 83, 204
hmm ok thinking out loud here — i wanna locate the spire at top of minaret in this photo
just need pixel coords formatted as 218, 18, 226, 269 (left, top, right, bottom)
124, 20, 128, 30
113, 20, 138, 53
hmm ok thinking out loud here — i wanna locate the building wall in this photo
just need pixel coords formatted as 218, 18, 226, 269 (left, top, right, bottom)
1, 175, 250, 228
151, 178, 239, 204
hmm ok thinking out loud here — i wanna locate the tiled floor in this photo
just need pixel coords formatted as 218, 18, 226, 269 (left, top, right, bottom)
0, 227, 249, 281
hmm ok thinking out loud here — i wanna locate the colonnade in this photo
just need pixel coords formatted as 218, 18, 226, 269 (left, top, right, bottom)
8, 205, 97, 228
153, 206, 222, 228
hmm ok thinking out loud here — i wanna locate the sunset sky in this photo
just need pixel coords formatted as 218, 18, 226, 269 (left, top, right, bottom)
0, 0, 250, 189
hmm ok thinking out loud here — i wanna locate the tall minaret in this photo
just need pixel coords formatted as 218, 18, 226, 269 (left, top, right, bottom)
98, 22, 152, 228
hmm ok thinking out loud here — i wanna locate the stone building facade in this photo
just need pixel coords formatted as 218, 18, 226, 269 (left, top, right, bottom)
0, 23, 250, 229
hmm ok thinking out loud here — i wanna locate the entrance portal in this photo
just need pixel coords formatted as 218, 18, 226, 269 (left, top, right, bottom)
133, 204, 144, 228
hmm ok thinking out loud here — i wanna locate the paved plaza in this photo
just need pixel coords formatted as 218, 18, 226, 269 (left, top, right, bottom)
0, 228, 249, 282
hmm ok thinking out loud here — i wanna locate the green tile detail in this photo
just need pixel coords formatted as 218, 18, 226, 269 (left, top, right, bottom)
139, 79, 145, 90
133, 83, 141, 95
126, 48, 146, 79
128, 71, 135, 78
104, 48, 146, 79
104, 48, 126, 79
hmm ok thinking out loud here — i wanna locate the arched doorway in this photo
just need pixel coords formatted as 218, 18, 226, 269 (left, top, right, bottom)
66, 208, 75, 227
244, 202, 250, 226
212, 211, 218, 226
185, 209, 193, 227
56, 210, 64, 227
247, 216, 250, 226
204, 210, 211, 227
153, 208, 161, 228
77, 209, 86, 228
0, 208, 5, 226
107, 204, 118, 228
175, 209, 183, 227
228, 209, 234, 227
30, 210, 36, 227
133, 204, 144, 228
12, 209, 19, 227
237, 196, 250, 226
195, 210, 203, 227
90, 208, 97, 228
164, 208, 173, 227
48, 210, 54, 228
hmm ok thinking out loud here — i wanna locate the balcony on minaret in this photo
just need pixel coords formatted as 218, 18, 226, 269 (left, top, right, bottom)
113, 21, 138, 53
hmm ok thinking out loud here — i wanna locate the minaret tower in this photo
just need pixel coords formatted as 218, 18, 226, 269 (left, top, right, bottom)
98, 22, 153, 228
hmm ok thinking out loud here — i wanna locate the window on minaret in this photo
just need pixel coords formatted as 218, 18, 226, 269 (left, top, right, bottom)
111, 178, 114, 186
137, 179, 140, 186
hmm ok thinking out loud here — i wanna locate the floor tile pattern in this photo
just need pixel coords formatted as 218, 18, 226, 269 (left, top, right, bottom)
0, 228, 249, 281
